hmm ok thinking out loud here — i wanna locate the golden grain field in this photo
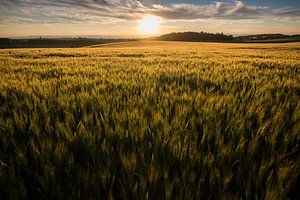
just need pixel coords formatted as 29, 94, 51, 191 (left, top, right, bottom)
0, 41, 299, 199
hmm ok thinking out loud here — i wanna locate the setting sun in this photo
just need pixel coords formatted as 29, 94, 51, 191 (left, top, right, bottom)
138, 15, 160, 34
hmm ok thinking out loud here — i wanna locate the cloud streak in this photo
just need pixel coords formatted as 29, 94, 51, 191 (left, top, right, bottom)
0, 0, 299, 24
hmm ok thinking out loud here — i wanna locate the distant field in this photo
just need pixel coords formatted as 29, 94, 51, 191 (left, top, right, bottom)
0, 38, 136, 49
0, 42, 299, 199
236, 37, 300, 43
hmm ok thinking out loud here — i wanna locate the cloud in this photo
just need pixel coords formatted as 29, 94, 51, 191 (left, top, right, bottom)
151, 1, 300, 20
0, 16, 57, 24
0, 0, 299, 24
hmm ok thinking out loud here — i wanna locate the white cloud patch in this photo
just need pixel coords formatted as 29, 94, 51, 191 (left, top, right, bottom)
0, 0, 299, 24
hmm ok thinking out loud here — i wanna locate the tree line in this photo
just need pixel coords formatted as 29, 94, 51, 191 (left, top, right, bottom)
157, 31, 234, 42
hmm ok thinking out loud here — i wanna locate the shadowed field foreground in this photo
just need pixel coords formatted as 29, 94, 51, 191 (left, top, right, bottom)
0, 41, 299, 199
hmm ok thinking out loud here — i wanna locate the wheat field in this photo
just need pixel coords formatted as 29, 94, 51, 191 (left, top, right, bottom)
0, 41, 299, 199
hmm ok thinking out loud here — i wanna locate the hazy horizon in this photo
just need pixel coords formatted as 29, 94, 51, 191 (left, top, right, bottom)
1, 0, 300, 37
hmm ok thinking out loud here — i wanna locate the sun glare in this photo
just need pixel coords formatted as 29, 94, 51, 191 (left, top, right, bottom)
138, 15, 160, 34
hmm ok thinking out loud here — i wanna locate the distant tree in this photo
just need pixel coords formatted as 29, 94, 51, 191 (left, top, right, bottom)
158, 31, 234, 42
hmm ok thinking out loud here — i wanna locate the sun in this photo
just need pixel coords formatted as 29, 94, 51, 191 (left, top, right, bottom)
138, 15, 160, 34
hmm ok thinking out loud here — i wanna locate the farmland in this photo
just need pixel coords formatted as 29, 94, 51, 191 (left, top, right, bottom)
0, 41, 299, 199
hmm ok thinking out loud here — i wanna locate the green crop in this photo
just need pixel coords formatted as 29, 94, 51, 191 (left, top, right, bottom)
0, 41, 299, 199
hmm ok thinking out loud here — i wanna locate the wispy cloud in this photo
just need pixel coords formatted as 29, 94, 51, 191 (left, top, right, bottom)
0, 0, 299, 24
151, 1, 300, 20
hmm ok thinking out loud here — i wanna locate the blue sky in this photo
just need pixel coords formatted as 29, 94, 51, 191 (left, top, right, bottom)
0, 0, 299, 37
165, 0, 300, 8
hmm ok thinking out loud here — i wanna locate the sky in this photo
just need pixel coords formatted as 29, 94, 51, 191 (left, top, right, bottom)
0, 0, 300, 37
